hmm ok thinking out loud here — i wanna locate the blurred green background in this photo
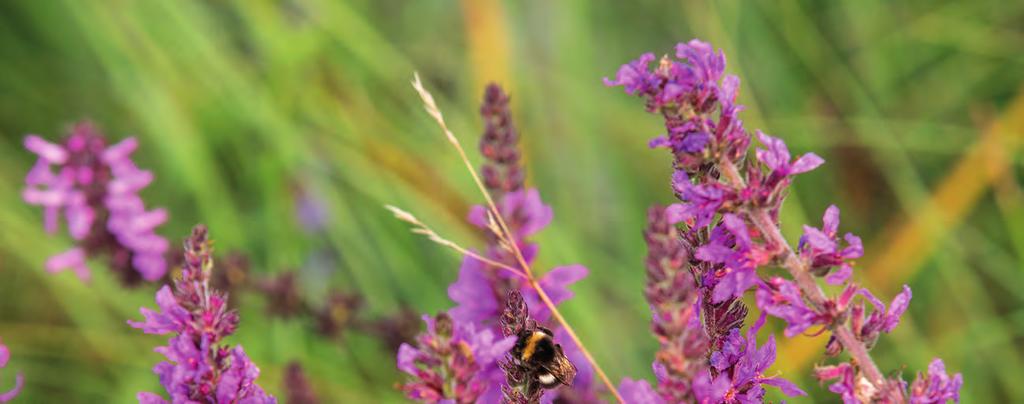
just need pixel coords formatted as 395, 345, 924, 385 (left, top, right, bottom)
1, 0, 1022, 402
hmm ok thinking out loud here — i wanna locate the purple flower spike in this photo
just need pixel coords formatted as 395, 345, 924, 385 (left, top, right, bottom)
611, 39, 961, 403
432, 84, 600, 403
398, 313, 515, 403
23, 122, 168, 285
129, 225, 275, 403
909, 359, 963, 404
0, 338, 24, 403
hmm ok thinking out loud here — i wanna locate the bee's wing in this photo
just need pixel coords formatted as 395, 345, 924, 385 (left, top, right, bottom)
545, 345, 578, 386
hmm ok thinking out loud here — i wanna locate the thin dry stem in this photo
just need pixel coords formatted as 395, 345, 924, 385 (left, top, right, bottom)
384, 205, 527, 279
409, 74, 624, 403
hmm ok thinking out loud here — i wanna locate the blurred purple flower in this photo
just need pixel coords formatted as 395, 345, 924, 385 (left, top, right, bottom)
467, 188, 553, 241
0, 338, 24, 403
479, 83, 525, 198
447, 254, 500, 325
522, 264, 588, 323
294, 187, 330, 233
22, 122, 168, 284
909, 359, 962, 404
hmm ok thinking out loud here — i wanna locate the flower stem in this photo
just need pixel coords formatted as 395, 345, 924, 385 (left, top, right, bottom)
718, 160, 889, 393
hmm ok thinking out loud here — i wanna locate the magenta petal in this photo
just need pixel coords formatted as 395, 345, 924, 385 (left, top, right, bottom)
762, 377, 806, 397
102, 137, 139, 164
523, 264, 588, 321
619, 378, 664, 404
801, 226, 836, 252
447, 255, 499, 324
128, 286, 188, 334
664, 203, 690, 224
24, 135, 68, 164
136, 392, 168, 404
0, 344, 7, 368
826, 264, 852, 285
648, 136, 671, 149
695, 243, 731, 264
790, 153, 825, 174
0, 373, 23, 403
756, 131, 789, 171
25, 159, 56, 185
466, 204, 489, 229
45, 248, 90, 281
537, 264, 588, 305
512, 189, 553, 238
821, 205, 840, 236
882, 285, 912, 332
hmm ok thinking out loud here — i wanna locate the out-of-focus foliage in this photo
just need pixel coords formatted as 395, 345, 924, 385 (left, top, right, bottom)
0, 1, 1022, 402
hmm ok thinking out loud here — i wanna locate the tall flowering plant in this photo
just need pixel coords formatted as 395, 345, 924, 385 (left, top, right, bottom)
606, 39, 962, 403
390, 79, 620, 402
129, 225, 275, 403
22, 122, 168, 284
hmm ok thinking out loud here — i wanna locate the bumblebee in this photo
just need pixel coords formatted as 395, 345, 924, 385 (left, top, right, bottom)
511, 326, 577, 389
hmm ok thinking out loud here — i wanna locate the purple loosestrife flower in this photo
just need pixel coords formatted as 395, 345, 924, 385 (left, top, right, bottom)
754, 277, 826, 338
798, 205, 863, 285
640, 205, 708, 402
909, 359, 962, 404
479, 83, 525, 198
845, 285, 913, 349
695, 214, 775, 303
440, 84, 593, 402
129, 225, 274, 404
609, 39, 962, 403
398, 312, 516, 403
0, 338, 24, 403
22, 122, 168, 284
694, 315, 804, 403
